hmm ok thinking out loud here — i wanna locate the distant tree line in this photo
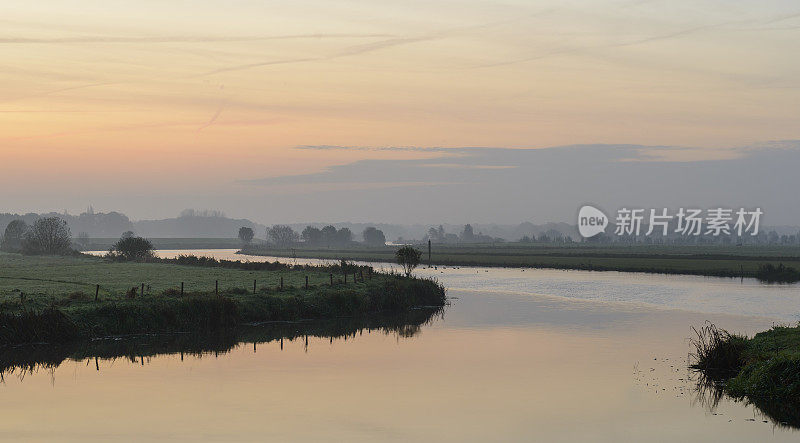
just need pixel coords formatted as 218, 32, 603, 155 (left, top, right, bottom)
249, 225, 387, 248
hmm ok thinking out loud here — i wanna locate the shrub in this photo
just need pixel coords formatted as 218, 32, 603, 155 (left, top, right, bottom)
109, 235, 155, 261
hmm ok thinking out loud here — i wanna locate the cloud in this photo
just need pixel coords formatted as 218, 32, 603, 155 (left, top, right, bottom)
235, 142, 800, 224
0, 33, 395, 44
195, 13, 552, 77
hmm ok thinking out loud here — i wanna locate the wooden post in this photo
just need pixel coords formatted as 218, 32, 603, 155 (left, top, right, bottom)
181, 282, 184, 296
344, 273, 347, 284
305, 275, 309, 289
330, 273, 333, 286
215, 280, 219, 296
254, 279, 257, 294
280, 276, 283, 290
95, 284, 99, 301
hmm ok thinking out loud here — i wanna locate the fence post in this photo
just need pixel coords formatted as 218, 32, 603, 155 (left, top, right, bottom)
344, 273, 347, 284
95, 284, 99, 301
254, 279, 257, 294
215, 280, 219, 296
305, 275, 309, 289
280, 276, 283, 290
330, 273, 333, 286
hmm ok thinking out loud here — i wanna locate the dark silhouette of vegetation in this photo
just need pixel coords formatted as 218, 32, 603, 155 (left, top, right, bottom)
1, 219, 28, 252
0, 272, 445, 346
362, 227, 386, 246
238, 226, 254, 244
301, 226, 322, 244
21, 217, 72, 255
691, 323, 800, 428
267, 224, 299, 247
107, 235, 155, 261
396, 246, 422, 276
0, 306, 444, 380
755, 263, 800, 283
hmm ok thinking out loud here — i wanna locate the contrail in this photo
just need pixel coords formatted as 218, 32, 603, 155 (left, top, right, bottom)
194, 11, 555, 77
0, 33, 395, 44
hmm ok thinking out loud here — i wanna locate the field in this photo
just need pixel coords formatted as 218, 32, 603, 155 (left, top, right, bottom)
0, 252, 446, 346
243, 243, 800, 279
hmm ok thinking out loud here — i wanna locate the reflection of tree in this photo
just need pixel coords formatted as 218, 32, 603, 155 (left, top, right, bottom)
0, 307, 444, 382
691, 370, 800, 429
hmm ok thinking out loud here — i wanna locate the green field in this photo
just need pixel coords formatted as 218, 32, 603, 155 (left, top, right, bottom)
243, 243, 800, 279
0, 252, 446, 346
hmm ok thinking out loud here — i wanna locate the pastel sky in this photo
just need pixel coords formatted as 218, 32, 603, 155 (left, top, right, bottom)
1, 0, 799, 223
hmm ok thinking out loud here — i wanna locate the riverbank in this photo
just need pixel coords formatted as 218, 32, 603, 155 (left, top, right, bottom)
692, 324, 800, 426
0, 252, 446, 346
241, 243, 800, 281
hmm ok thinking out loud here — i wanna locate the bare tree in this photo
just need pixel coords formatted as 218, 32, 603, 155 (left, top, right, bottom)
22, 217, 72, 255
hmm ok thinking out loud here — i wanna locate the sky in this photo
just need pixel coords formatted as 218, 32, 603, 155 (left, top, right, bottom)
1, 0, 799, 224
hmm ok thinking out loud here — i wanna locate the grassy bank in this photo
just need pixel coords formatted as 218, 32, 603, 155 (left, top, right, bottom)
691, 323, 800, 426
0, 253, 446, 347
242, 243, 800, 281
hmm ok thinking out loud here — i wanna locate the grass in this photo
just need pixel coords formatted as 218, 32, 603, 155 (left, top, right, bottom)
691, 323, 800, 427
0, 252, 446, 346
243, 243, 800, 281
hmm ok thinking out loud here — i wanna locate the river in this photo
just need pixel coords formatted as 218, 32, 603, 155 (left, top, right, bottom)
1, 249, 797, 441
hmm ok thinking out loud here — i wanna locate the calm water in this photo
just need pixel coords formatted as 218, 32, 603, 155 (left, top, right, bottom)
7, 249, 796, 441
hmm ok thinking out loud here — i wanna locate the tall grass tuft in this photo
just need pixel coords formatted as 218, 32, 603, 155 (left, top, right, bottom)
689, 322, 748, 380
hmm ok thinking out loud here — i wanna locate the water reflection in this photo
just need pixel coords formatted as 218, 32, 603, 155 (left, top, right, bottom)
0, 307, 444, 382
692, 370, 800, 429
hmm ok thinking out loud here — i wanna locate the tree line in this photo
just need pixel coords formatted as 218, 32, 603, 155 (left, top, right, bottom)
238, 225, 387, 248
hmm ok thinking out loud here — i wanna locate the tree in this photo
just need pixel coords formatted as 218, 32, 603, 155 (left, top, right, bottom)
460, 224, 475, 242
111, 235, 155, 261
1, 220, 28, 252
336, 227, 353, 245
395, 246, 421, 277
238, 226, 254, 244
267, 225, 298, 247
363, 227, 386, 246
121, 230, 135, 239
302, 226, 322, 245
22, 217, 72, 255
321, 225, 337, 246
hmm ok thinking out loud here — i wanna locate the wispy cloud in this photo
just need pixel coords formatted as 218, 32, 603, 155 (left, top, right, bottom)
195, 12, 553, 77
295, 145, 455, 152
0, 33, 395, 44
